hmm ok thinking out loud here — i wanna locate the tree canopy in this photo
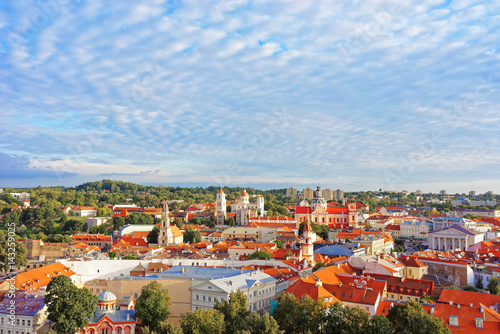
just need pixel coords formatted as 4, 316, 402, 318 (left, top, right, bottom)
387, 301, 450, 334
183, 226, 202, 244
134, 281, 172, 333
44, 275, 98, 334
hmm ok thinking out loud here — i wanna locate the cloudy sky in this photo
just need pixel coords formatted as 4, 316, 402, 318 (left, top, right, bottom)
0, 0, 499, 193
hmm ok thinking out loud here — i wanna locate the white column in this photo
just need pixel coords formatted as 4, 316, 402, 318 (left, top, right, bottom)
436, 237, 440, 250
452, 238, 456, 250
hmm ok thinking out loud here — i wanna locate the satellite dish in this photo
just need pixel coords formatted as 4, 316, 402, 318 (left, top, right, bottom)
362, 280, 366, 285
354, 279, 358, 284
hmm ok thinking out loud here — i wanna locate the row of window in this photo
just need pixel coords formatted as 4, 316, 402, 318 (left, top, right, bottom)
0, 319, 31, 327
0, 330, 30, 334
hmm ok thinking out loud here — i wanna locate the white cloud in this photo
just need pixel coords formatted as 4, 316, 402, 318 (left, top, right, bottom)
0, 0, 499, 190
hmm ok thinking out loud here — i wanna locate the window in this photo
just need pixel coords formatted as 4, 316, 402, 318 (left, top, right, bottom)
208, 297, 212, 302
90, 289, 93, 292
117, 328, 121, 334
96, 289, 100, 293
17, 319, 19, 326
22, 320, 25, 326
196, 295, 199, 300
203, 296, 206, 301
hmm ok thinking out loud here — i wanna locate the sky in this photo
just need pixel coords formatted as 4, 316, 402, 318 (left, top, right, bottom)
0, 0, 499, 193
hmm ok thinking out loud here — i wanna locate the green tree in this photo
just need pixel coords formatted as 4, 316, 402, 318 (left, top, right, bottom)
487, 276, 500, 295
123, 254, 137, 259
273, 293, 325, 334
147, 226, 160, 244
365, 314, 393, 334
134, 281, 172, 333
206, 218, 216, 228
226, 216, 236, 226
143, 321, 182, 334
214, 290, 251, 333
43, 219, 57, 234
89, 224, 108, 234
0, 238, 28, 271
180, 307, 225, 334
113, 216, 126, 230
248, 250, 271, 260
462, 285, 478, 292
96, 207, 112, 217
246, 312, 283, 334
108, 250, 118, 259
63, 219, 88, 233
312, 262, 330, 272
183, 226, 202, 244
387, 301, 450, 334
476, 276, 484, 290
44, 275, 98, 334
298, 221, 330, 240
275, 239, 283, 249
174, 219, 185, 228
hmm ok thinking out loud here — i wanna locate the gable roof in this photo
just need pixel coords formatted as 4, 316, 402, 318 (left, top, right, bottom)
15, 262, 75, 290
438, 289, 500, 309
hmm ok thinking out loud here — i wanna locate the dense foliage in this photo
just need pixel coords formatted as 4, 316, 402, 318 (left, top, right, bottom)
134, 281, 172, 333
45, 276, 98, 334
273, 293, 450, 334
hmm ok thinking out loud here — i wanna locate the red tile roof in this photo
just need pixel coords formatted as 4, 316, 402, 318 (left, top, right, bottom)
16, 262, 75, 290
438, 289, 500, 309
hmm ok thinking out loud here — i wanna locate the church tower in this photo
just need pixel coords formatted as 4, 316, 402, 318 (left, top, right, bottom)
310, 186, 327, 212
158, 201, 172, 246
215, 189, 227, 225
241, 189, 249, 205
256, 195, 264, 213
300, 218, 316, 263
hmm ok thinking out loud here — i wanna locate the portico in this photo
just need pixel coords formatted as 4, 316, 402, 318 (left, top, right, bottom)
428, 224, 484, 251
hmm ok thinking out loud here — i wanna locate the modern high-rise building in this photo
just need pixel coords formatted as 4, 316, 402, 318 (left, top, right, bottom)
440, 190, 447, 195
322, 188, 334, 201
303, 188, 314, 200
285, 187, 298, 199
334, 189, 344, 201
469, 191, 476, 197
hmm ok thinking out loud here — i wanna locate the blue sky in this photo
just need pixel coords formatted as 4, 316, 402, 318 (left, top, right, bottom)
0, 0, 499, 193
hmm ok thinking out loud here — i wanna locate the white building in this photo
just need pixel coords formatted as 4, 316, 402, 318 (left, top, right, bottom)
71, 206, 98, 217
449, 209, 500, 218
85, 217, 109, 230
230, 190, 265, 226
400, 220, 433, 239
432, 217, 476, 231
0, 292, 48, 334
191, 270, 276, 312
8, 192, 30, 201
451, 198, 497, 207
428, 225, 484, 251
349, 254, 405, 277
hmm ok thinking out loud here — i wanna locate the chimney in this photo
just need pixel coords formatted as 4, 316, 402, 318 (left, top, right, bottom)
457, 304, 460, 309
470, 303, 473, 308
182, 267, 188, 274
480, 306, 484, 313
127, 314, 130, 321
449, 301, 453, 306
